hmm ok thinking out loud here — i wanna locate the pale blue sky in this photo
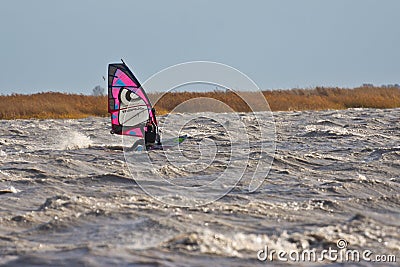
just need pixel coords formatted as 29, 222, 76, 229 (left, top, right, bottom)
0, 0, 399, 94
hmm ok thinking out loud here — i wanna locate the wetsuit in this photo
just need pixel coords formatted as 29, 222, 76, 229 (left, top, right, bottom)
145, 122, 157, 145
144, 108, 161, 149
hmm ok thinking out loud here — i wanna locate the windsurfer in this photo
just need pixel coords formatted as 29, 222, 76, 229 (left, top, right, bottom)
144, 108, 161, 149
108, 61, 165, 151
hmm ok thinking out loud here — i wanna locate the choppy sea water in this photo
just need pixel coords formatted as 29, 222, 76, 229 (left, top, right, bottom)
0, 108, 399, 266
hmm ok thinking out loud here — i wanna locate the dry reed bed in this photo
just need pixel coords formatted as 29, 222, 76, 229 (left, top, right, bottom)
0, 92, 107, 119
0, 87, 399, 119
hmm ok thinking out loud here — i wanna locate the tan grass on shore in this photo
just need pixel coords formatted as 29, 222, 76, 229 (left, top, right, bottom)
0, 92, 107, 119
0, 87, 399, 119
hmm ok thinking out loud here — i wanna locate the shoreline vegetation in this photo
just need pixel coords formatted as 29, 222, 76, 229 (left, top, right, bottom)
0, 87, 399, 120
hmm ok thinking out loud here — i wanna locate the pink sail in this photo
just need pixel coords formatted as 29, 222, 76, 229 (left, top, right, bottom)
107, 62, 156, 137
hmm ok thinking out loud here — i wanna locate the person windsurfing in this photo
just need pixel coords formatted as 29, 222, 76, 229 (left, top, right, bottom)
144, 108, 161, 149
107, 60, 162, 151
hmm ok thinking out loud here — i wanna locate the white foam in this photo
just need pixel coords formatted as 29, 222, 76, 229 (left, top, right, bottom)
7, 185, 19, 193
305, 125, 366, 137
0, 184, 20, 194
0, 169, 11, 178
56, 131, 93, 150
